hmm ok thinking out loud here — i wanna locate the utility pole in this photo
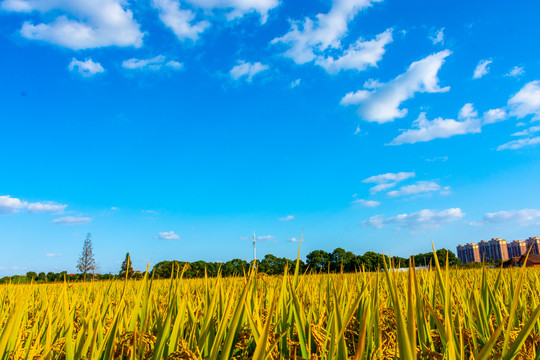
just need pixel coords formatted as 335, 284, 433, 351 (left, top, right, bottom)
253, 231, 257, 268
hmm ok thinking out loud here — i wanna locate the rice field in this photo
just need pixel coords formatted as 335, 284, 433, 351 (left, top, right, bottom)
1, 252, 540, 359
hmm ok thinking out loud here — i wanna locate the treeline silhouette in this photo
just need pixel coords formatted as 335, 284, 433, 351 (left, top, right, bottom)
0, 247, 460, 283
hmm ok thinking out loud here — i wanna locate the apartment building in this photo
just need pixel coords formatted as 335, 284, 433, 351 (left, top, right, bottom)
526, 237, 540, 255
456, 243, 480, 264
507, 240, 527, 258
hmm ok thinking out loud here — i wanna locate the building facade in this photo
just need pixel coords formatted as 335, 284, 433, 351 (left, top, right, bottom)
526, 237, 540, 255
457, 243, 481, 264
508, 240, 527, 258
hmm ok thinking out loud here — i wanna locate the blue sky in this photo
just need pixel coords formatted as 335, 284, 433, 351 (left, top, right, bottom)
1, 0, 540, 275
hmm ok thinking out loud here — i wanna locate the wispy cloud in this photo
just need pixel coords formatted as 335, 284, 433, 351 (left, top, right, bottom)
430, 28, 444, 44
230, 61, 268, 82
122, 55, 183, 71
151, 0, 210, 42
386, 181, 448, 197
473, 59, 492, 79
52, 216, 92, 225
481, 209, 540, 224
278, 215, 294, 221
497, 137, 540, 151
508, 80, 540, 120
506, 66, 524, 78
44, 253, 62, 258
157, 231, 180, 240
352, 199, 380, 207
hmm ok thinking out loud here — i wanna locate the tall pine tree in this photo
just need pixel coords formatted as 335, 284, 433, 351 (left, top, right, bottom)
77, 233, 96, 281
119, 252, 134, 279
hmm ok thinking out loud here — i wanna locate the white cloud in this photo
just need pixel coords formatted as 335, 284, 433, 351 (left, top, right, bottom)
44, 253, 62, 257
390, 103, 508, 145
185, 0, 278, 23
52, 216, 92, 225
0, 195, 26, 214
290, 79, 301, 88
390, 110, 481, 145
110, 206, 119, 211
0, 195, 67, 214
278, 215, 294, 221
363, 171, 415, 184
473, 59, 492, 79
506, 66, 524, 78
257, 235, 274, 240
2, 0, 144, 50
363, 208, 464, 229
386, 181, 446, 197
482, 209, 540, 224
122, 55, 183, 71
482, 108, 507, 125
151, 0, 210, 42
26, 201, 67, 213
68, 58, 104, 77
497, 137, 540, 151
430, 28, 444, 45
352, 199, 380, 207
363, 78, 382, 89
289, 237, 301, 243
157, 231, 180, 240
512, 125, 540, 137
315, 29, 393, 74
271, 0, 381, 64
368, 183, 396, 194
508, 81, 540, 120
230, 61, 268, 81
341, 50, 451, 123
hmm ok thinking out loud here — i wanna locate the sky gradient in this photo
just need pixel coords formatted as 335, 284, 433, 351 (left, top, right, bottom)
1, 0, 540, 275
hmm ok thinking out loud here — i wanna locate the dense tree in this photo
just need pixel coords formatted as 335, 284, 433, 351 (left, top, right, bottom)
26, 271, 37, 281
306, 250, 331, 271
77, 233, 96, 280
119, 252, 134, 279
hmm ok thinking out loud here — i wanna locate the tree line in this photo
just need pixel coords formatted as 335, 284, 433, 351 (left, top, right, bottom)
0, 232, 461, 283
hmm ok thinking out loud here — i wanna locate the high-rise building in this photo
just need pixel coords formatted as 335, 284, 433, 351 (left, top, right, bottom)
488, 238, 509, 261
457, 243, 481, 264
478, 240, 490, 261
508, 240, 527, 258
526, 237, 540, 255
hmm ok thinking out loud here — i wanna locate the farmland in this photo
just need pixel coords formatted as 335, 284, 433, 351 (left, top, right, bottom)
1, 255, 540, 359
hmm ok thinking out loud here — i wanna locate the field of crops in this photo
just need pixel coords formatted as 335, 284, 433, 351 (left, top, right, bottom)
1, 254, 540, 360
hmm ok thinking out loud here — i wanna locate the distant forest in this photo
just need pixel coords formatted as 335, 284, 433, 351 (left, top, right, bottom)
0, 247, 465, 284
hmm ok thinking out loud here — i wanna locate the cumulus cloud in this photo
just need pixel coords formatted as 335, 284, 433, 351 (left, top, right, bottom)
341, 50, 451, 123
0, 195, 26, 214
151, 0, 210, 41
1, 0, 144, 50
386, 181, 447, 197
122, 55, 183, 71
315, 29, 393, 74
506, 66, 524, 78
272, 0, 382, 64
278, 215, 294, 221
473, 59, 492, 79
52, 216, 92, 225
352, 199, 380, 207
157, 231, 180, 240
363, 208, 464, 229
390, 103, 508, 145
497, 137, 540, 151
68, 58, 104, 77
430, 28, 444, 44
230, 61, 268, 81
482, 209, 540, 224
0, 195, 67, 214
508, 80, 540, 120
